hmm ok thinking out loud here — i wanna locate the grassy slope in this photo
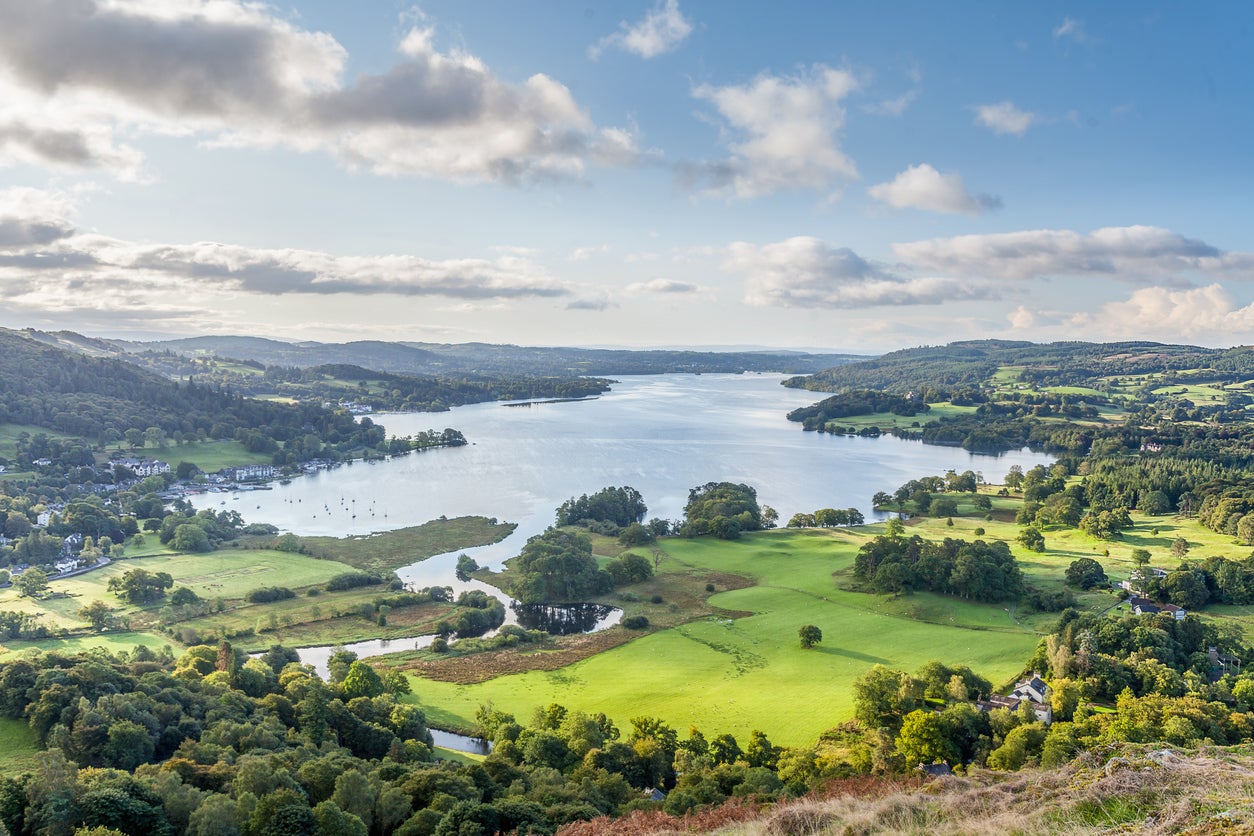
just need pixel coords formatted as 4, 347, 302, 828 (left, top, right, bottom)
0, 717, 40, 775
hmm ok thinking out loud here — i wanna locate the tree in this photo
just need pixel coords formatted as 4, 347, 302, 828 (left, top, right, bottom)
172, 524, 211, 553
1017, 527, 1045, 552
680, 482, 762, 539
342, 661, 386, 700
14, 568, 49, 598
1064, 557, 1107, 590
107, 568, 173, 604
895, 709, 957, 767
78, 600, 114, 630
798, 625, 822, 649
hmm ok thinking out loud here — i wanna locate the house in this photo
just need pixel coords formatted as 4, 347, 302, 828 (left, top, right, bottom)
1014, 676, 1049, 705
54, 558, 78, 574
62, 533, 84, 555
35, 510, 52, 527
1129, 596, 1186, 620
32, 458, 51, 467
976, 673, 1053, 725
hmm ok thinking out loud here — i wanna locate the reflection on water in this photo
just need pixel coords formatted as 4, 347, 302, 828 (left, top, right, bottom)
512, 602, 621, 635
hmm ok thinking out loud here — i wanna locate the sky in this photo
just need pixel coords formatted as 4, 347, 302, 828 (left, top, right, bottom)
0, 1, 1251, 352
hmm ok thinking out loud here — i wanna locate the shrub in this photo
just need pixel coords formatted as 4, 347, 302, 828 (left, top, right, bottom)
650, 594, 664, 604
326, 572, 385, 592
705, 583, 716, 592
245, 586, 295, 603
621, 615, 649, 629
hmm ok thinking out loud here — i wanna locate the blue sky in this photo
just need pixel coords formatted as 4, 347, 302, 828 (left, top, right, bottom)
0, 1, 1250, 351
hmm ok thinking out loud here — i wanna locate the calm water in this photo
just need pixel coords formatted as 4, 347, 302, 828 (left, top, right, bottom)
196, 373, 1051, 575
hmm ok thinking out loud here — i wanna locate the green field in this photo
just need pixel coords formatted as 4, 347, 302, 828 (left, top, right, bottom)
0, 423, 77, 459
300, 516, 516, 572
821, 402, 977, 432
0, 717, 41, 775
123, 440, 264, 472
405, 529, 1042, 746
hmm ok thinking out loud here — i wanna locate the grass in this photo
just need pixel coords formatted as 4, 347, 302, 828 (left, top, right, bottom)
105, 440, 265, 472
0, 630, 173, 659
299, 516, 517, 573
401, 492, 1254, 747
0, 424, 77, 459
404, 528, 1042, 747
0, 717, 41, 775
821, 402, 978, 432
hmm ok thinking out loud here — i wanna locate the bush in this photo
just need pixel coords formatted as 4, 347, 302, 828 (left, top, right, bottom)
245, 586, 295, 603
705, 583, 715, 592
973, 527, 986, 536
650, 594, 664, 604
430, 637, 449, 653
621, 615, 649, 629
326, 572, 385, 592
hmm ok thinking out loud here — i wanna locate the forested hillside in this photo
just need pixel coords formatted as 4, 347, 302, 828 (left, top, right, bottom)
0, 328, 386, 459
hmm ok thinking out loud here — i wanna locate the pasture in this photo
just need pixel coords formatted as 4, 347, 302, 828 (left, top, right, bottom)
405, 528, 1042, 746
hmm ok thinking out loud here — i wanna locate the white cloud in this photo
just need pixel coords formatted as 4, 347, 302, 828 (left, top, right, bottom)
1072, 285, 1254, 341
688, 65, 859, 198
868, 163, 1000, 216
589, 0, 693, 60
626, 278, 700, 294
895, 225, 1254, 282
725, 236, 992, 308
566, 294, 616, 311
0, 0, 637, 183
1006, 305, 1036, 329
972, 101, 1038, 136
863, 91, 917, 117
568, 245, 610, 262
1053, 17, 1089, 43
0, 188, 572, 303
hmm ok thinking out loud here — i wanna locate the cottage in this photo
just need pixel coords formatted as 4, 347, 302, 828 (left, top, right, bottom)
976, 674, 1053, 725
1129, 596, 1186, 620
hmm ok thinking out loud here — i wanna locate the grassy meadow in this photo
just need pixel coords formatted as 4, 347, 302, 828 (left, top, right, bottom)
401, 488, 1254, 746
405, 527, 1042, 746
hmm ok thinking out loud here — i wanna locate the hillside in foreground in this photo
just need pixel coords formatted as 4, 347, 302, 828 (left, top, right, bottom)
561, 744, 1254, 835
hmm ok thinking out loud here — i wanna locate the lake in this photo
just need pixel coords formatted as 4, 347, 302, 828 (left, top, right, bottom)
195, 373, 1052, 578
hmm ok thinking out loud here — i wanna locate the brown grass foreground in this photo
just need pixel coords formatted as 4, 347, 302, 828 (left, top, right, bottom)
557, 745, 1254, 835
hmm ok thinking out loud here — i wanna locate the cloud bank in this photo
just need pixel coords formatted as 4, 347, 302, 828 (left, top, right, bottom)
895, 226, 1254, 281
726, 236, 991, 308
0, 0, 636, 183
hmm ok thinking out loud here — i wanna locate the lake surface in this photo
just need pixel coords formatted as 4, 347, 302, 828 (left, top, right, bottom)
196, 373, 1052, 578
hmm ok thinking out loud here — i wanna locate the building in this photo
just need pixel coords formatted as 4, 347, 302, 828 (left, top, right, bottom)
114, 457, 171, 477
976, 673, 1052, 725
225, 464, 277, 481
1128, 596, 1186, 620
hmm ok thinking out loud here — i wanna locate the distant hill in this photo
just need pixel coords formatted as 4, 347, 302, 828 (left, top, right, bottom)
120, 334, 861, 377
787, 339, 1241, 393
